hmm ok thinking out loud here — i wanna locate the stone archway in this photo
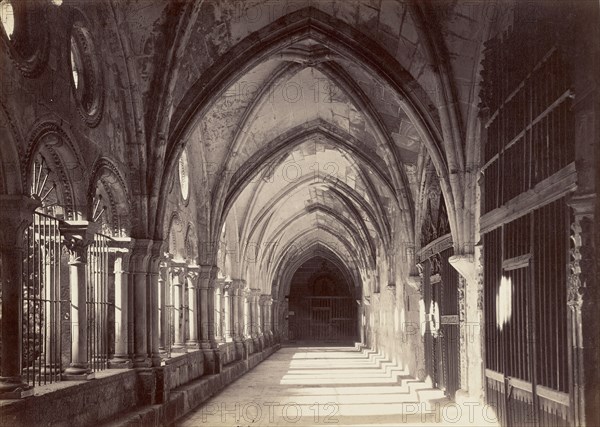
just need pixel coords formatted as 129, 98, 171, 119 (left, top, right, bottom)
287, 257, 358, 344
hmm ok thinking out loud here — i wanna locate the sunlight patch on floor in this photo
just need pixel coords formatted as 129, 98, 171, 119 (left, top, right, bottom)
177, 346, 500, 427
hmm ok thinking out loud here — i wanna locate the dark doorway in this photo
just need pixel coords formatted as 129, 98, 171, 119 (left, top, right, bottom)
287, 257, 358, 344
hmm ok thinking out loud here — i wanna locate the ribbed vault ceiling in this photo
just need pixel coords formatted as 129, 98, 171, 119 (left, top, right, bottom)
185, 33, 426, 298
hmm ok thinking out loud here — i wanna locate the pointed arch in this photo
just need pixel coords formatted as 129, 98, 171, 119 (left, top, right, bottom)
154, 6, 459, 252
87, 157, 131, 236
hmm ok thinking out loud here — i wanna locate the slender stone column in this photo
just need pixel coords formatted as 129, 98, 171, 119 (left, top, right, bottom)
109, 237, 134, 368
250, 289, 261, 338
158, 256, 170, 357
259, 295, 267, 333
260, 294, 272, 345
185, 264, 200, 349
61, 220, 100, 380
199, 265, 220, 373
213, 278, 224, 342
265, 297, 273, 334
272, 300, 279, 341
243, 288, 251, 339
170, 260, 186, 353
223, 279, 233, 341
148, 240, 165, 367
231, 279, 245, 359
129, 239, 152, 368
0, 196, 39, 398
243, 287, 254, 354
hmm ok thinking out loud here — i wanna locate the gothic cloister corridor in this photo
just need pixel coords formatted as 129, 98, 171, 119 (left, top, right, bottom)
0, 1, 599, 426
176, 346, 498, 426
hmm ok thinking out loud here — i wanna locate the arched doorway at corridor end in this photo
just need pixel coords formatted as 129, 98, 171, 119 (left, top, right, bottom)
286, 257, 359, 344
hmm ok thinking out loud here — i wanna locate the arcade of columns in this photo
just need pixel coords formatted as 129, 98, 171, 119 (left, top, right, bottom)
0, 208, 276, 396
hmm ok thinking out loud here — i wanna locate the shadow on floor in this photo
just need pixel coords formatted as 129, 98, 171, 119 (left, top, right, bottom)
176, 346, 500, 426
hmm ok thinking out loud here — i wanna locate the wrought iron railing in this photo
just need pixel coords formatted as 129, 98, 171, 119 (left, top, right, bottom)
22, 212, 64, 385
86, 233, 113, 372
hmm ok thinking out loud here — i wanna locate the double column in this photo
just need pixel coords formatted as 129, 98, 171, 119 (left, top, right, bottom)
213, 278, 224, 343
260, 295, 273, 345
222, 279, 233, 342
249, 289, 262, 349
109, 237, 134, 368
170, 260, 187, 353
157, 257, 170, 357
185, 264, 200, 349
198, 265, 220, 373
231, 279, 246, 359
128, 239, 163, 368
272, 299, 280, 342
0, 196, 39, 398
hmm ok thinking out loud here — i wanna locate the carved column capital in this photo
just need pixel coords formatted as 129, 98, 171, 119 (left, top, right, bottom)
409, 262, 425, 297
223, 278, 233, 292
214, 277, 225, 290
230, 278, 246, 292
109, 237, 135, 272
186, 264, 200, 286
169, 259, 187, 282
148, 240, 166, 269
60, 220, 100, 264
199, 264, 218, 288
129, 239, 153, 272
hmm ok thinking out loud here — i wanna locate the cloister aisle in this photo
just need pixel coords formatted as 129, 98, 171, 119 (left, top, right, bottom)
177, 346, 500, 427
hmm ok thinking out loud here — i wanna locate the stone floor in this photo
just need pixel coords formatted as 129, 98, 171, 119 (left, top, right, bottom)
177, 346, 500, 426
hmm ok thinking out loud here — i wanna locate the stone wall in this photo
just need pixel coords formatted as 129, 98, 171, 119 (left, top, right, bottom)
0, 370, 139, 427
162, 350, 205, 393
0, 344, 279, 427
105, 344, 280, 427
363, 281, 425, 383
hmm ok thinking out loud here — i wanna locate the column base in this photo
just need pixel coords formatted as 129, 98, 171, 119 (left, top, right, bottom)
185, 340, 200, 350
108, 357, 133, 369
63, 364, 95, 380
171, 344, 187, 353
63, 371, 96, 381
132, 357, 152, 368
151, 354, 162, 367
0, 377, 34, 399
0, 387, 34, 399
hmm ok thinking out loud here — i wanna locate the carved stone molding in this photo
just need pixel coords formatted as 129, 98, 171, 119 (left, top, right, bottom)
476, 247, 484, 311
186, 265, 200, 286
568, 219, 584, 309
1, 1, 50, 78
567, 194, 596, 310
71, 22, 105, 128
